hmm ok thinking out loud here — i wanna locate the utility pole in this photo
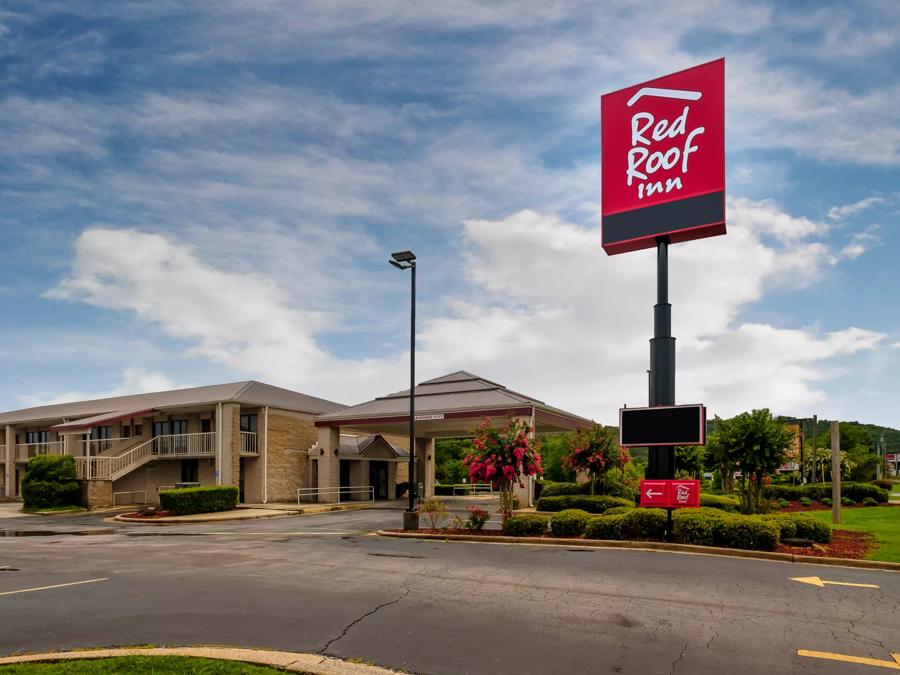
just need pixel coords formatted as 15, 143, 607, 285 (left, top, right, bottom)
811, 414, 818, 485
831, 420, 841, 525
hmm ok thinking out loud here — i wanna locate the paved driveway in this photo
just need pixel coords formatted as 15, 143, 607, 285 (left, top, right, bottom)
1, 504, 898, 674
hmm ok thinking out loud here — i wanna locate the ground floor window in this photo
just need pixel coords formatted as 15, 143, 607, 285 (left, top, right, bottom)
181, 459, 199, 483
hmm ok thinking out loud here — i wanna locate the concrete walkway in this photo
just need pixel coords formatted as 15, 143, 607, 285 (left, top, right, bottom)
115, 503, 371, 524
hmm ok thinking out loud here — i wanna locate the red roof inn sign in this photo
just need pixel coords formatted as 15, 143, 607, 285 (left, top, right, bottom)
602, 58, 725, 255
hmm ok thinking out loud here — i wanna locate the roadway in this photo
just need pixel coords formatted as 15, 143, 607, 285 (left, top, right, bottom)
1, 502, 898, 674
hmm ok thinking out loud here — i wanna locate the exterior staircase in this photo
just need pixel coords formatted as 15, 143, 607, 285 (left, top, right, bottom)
76, 432, 218, 481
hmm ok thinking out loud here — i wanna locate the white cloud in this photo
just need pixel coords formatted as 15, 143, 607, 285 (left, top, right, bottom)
44, 196, 885, 423
16, 368, 177, 408
827, 197, 886, 220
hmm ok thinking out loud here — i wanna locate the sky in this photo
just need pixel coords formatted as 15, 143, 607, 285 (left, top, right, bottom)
0, 1, 898, 427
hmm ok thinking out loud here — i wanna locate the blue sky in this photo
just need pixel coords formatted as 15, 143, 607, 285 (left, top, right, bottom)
0, 1, 898, 427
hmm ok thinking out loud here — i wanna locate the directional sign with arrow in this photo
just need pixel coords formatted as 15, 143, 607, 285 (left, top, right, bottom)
791, 576, 879, 589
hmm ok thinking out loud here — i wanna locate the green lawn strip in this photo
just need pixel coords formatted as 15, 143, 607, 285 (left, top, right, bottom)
807, 507, 900, 563
0, 656, 292, 674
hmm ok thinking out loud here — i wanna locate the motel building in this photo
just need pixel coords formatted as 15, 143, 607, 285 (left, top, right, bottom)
0, 372, 591, 508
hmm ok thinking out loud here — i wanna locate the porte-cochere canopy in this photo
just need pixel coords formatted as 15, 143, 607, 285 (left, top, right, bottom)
315, 371, 594, 437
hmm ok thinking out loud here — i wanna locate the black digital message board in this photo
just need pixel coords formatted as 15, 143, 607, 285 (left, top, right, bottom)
619, 404, 706, 447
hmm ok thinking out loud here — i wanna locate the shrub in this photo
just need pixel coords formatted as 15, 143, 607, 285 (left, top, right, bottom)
535, 494, 633, 514
764, 485, 805, 501
584, 514, 626, 540
415, 497, 449, 529
465, 506, 490, 531
788, 515, 831, 543
871, 479, 893, 491
799, 497, 812, 506
762, 516, 796, 540
595, 478, 636, 501
821, 497, 832, 506
862, 497, 878, 507
539, 481, 581, 498
21, 455, 80, 510
603, 506, 635, 516
806, 482, 888, 503
158, 485, 238, 515
672, 508, 780, 551
549, 509, 592, 537
699, 494, 740, 512
620, 508, 667, 539
502, 514, 548, 537
841, 497, 855, 506
776, 498, 790, 509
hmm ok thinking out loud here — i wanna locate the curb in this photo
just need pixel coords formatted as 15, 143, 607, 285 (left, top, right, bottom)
112, 503, 371, 524
0, 646, 398, 674
377, 530, 900, 572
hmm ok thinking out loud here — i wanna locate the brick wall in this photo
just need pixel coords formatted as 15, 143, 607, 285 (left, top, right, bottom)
266, 410, 318, 502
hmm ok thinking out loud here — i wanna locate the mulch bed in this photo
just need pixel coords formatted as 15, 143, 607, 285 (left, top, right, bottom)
121, 509, 175, 519
775, 530, 873, 559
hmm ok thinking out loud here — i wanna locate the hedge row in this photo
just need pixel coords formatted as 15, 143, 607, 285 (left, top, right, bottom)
584, 508, 668, 541
158, 485, 239, 515
536, 479, 636, 502
698, 494, 740, 512
502, 514, 549, 537
535, 494, 634, 514
761, 514, 831, 543
549, 509, 592, 537
671, 508, 780, 551
764, 482, 889, 503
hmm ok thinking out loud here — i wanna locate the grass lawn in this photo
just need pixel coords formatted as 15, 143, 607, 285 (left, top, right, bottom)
0, 656, 288, 674
807, 506, 900, 563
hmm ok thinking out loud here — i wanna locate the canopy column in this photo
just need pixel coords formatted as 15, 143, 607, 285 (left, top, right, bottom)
317, 426, 341, 503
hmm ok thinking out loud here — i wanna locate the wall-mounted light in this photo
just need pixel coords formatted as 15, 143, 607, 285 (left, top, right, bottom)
319, 448, 324, 456
333, 448, 339, 456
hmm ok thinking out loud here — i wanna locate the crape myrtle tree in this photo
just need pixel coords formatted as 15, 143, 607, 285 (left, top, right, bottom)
463, 417, 543, 520
707, 409, 793, 514
563, 424, 629, 495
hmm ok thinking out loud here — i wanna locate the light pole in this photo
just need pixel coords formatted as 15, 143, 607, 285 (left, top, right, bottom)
389, 250, 418, 530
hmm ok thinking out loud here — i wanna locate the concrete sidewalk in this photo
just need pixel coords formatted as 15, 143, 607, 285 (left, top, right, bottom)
114, 502, 371, 524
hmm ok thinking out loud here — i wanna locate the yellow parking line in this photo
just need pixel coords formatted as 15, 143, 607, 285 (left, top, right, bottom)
0, 578, 108, 597
798, 649, 900, 670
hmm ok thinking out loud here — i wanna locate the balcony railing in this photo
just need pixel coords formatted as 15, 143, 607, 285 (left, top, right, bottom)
15, 442, 66, 462
154, 432, 217, 457
240, 431, 258, 455
79, 437, 131, 456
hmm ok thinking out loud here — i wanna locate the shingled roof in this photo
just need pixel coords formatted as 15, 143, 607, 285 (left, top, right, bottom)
316, 371, 592, 430
0, 381, 346, 426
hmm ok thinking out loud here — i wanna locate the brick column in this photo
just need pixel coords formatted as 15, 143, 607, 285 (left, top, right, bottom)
415, 437, 435, 499
316, 426, 340, 503
5, 425, 15, 498
218, 402, 241, 487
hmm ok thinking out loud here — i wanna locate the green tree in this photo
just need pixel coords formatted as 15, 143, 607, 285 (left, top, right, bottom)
435, 439, 473, 484
712, 409, 793, 514
675, 444, 706, 478
536, 433, 577, 483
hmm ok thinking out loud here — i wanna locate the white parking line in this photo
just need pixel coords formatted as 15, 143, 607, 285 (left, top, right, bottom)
0, 577, 108, 597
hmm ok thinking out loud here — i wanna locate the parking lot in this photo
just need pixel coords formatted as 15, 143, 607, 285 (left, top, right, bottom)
1, 502, 898, 674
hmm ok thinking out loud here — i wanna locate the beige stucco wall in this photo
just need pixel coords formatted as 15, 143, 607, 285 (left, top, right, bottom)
81, 479, 113, 509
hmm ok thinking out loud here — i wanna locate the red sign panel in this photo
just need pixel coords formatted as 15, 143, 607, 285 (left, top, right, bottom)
602, 59, 725, 255
886, 454, 898, 462
639, 479, 700, 508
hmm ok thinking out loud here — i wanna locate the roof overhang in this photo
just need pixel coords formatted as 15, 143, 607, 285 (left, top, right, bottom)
316, 405, 591, 438
50, 408, 156, 433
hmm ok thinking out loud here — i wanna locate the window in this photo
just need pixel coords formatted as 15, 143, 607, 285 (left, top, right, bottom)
181, 459, 199, 483
171, 420, 188, 435
122, 425, 131, 439
90, 426, 112, 440
240, 414, 258, 433
134, 424, 143, 436
153, 421, 171, 437
25, 431, 48, 444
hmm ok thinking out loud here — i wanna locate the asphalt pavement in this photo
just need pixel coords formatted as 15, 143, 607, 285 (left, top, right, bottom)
1, 501, 898, 674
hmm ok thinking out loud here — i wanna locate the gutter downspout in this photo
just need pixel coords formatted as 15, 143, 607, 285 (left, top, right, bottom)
263, 406, 269, 504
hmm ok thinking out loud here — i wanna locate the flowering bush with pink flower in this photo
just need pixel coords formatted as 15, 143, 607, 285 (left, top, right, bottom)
463, 417, 543, 519
563, 424, 630, 495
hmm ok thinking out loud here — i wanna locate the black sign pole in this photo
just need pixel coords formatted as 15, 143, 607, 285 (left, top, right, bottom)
648, 237, 676, 481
